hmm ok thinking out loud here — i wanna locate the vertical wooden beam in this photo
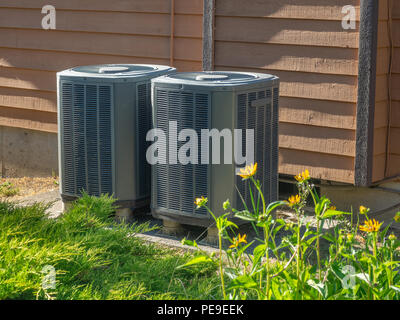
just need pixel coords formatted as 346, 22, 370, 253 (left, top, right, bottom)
203, 0, 215, 71
355, 0, 379, 186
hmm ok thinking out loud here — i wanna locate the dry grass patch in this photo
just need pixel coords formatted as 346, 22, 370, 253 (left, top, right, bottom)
0, 176, 58, 200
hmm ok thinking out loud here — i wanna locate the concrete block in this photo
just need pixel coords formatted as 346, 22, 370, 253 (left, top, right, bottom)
205, 227, 219, 245
0, 126, 58, 177
62, 200, 74, 212
162, 219, 185, 236
115, 208, 134, 223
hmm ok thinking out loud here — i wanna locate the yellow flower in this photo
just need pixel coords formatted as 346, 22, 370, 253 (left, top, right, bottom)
194, 196, 208, 208
287, 195, 301, 207
223, 199, 230, 210
294, 174, 302, 182
359, 206, 370, 215
295, 169, 310, 183
346, 233, 354, 242
229, 233, 248, 249
330, 206, 337, 211
359, 219, 383, 233
394, 212, 400, 223
388, 233, 397, 241
237, 163, 258, 180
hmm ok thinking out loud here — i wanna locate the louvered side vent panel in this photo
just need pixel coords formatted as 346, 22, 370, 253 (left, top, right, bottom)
265, 89, 273, 203
194, 94, 209, 216
167, 91, 181, 212
236, 88, 274, 209
60, 82, 113, 197
271, 87, 280, 202
61, 83, 75, 195
155, 90, 169, 210
180, 92, 195, 214
154, 89, 209, 216
137, 83, 151, 197
73, 84, 87, 193
98, 85, 113, 195
236, 94, 247, 209
86, 85, 99, 196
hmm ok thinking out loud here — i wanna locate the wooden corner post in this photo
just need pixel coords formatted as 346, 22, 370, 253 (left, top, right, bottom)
203, 0, 215, 71
355, 0, 379, 186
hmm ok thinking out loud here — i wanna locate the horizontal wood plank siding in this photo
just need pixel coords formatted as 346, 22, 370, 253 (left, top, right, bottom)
0, 0, 203, 14
215, 0, 361, 20
215, 0, 360, 183
280, 148, 354, 183
0, 1, 203, 133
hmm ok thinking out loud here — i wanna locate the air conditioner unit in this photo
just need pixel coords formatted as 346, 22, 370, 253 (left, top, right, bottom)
57, 64, 176, 211
151, 71, 280, 227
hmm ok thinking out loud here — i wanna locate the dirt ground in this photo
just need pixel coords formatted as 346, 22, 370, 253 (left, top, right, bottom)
0, 176, 59, 201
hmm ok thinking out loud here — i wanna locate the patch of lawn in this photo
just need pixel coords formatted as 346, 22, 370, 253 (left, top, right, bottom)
0, 194, 220, 300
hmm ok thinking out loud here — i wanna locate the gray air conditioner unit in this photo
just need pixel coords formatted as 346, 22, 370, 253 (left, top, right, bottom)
151, 71, 280, 227
57, 64, 176, 209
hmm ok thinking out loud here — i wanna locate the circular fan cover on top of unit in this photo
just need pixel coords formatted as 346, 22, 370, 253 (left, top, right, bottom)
168, 71, 275, 82
70, 64, 160, 75
58, 64, 176, 80
153, 71, 278, 89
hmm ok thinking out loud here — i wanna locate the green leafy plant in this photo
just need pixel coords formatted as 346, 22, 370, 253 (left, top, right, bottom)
180, 165, 400, 300
52, 170, 59, 186
0, 181, 19, 197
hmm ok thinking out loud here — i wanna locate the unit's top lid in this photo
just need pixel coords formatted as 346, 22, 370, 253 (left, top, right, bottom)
57, 64, 176, 80
152, 71, 279, 90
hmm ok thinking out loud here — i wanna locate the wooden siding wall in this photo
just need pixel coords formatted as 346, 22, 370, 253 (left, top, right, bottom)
388, 0, 400, 178
373, 0, 400, 181
373, 0, 390, 182
213, 0, 365, 184
0, 0, 203, 134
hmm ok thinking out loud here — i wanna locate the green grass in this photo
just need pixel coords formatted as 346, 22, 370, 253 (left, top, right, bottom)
0, 194, 220, 300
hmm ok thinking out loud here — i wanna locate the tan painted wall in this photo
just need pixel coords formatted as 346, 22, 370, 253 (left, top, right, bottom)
0, 0, 203, 133
214, 0, 361, 183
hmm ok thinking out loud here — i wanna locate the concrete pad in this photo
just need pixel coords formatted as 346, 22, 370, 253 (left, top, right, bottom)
18, 189, 63, 218
320, 183, 400, 231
